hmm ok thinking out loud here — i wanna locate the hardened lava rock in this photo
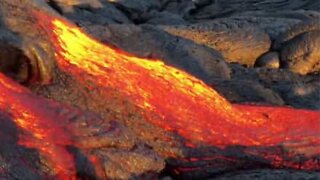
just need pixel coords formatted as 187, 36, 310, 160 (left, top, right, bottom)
227, 65, 320, 109
213, 169, 320, 180
188, 0, 320, 21
0, 0, 59, 84
272, 20, 320, 75
161, 20, 271, 66
48, 0, 132, 25
280, 30, 320, 75
255, 52, 280, 69
273, 19, 320, 50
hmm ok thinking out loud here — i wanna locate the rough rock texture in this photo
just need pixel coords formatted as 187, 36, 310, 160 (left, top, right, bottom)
200, 10, 320, 41
213, 169, 320, 180
269, 20, 320, 75
273, 19, 320, 50
101, 0, 164, 24
212, 79, 285, 105
161, 20, 271, 66
161, 0, 196, 18
145, 11, 189, 25
280, 30, 320, 75
189, 0, 320, 22
228, 65, 320, 109
50, 0, 132, 25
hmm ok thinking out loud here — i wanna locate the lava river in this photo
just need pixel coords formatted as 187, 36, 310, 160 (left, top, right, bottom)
34, 11, 319, 170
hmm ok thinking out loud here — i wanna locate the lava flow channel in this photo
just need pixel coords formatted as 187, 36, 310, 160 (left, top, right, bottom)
0, 73, 75, 178
37, 12, 319, 167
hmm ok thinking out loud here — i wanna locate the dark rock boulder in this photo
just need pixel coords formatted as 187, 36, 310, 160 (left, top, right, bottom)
229, 65, 320, 109
280, 30, 320, 75
278, 75, 320, 110
107, 0, 162, 23
161, 0, 196, 19
193, 0, 213, 7
49, 0, 132, 25
273, 19, 320, 50
145, 11, 189, 25
265, 19, 320, 75
212, 79, 285, 105
255, 52, 280, 69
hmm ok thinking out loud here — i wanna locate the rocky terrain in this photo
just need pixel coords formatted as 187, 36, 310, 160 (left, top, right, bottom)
0, 0, 319, 179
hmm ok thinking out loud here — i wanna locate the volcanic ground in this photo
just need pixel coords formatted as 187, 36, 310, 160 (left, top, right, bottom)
0, 0, 319, 179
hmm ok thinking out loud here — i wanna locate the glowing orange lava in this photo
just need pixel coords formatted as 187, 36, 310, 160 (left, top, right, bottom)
35, 12, 319, 170
0, 73, 75, 178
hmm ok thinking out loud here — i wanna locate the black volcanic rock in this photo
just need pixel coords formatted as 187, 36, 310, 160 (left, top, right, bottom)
161, 20, 271, 66
189, 0, 320, 21
107, 0, 162, 23
266, 19, 320, 75
50, 0, 132, 25
280, 30, 320, 75
229, 65, 320, 109
161, 0, 196, 18
273, 19, 320, 50
212, 79, 285, 105
145, 11, 189, 25
213, 169, 320, 180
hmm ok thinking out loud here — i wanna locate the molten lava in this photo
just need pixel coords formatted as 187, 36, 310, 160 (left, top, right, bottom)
0, 73, 75, 178
35, 11, 319, 170
41, 15, 319, 145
